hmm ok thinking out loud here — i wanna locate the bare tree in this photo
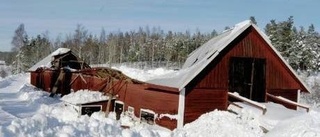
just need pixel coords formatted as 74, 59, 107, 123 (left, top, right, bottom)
74, 24, 88, 58
11, 24, 29, 74
99, 28, 107, 64
11, 24, 28, 52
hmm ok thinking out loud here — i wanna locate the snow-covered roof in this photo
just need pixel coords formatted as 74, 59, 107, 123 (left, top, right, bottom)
28, 48, 71, 71
148, 20, 311, 93
61, 90, 108, 105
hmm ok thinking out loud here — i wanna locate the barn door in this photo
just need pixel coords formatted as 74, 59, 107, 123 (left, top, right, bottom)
229, 57, 266, 102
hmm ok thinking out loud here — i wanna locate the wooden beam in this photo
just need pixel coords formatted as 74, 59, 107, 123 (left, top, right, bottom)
266, 93, 310, 112
228, 92, 267, 115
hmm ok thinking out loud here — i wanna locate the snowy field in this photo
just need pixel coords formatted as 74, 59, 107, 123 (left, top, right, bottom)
0, 66, 320, 137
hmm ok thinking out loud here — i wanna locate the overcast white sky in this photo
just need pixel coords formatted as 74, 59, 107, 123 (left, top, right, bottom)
0, 0, 319, 52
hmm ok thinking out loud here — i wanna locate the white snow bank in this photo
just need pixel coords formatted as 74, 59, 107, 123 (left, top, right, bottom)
61, 90, 108, 105
265, 110, 320, 136
2, 111, 124, 137
235, 102, 306, 131
172, 109, 264, 137
1, 67, 320, 137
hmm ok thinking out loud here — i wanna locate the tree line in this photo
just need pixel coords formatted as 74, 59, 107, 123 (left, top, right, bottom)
9, 24, 217, 73
5, 16, 320, 74
265, 16, 320, 72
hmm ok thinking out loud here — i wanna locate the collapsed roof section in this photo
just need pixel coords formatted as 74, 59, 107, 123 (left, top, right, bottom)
80, 67, 144, 84
28, 48, 90, 71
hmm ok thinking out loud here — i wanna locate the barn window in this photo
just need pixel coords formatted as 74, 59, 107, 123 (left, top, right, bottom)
127, 106, 134, 116
140, 109, 155, 125
114, 100, 124, 120
80, 105, 102, 116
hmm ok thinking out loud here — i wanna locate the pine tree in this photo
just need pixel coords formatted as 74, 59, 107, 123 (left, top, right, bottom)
306, 24, 320, 71
82, 35, 100, 65
265, 16, 297, 68
11, 24, 29, 74
74, 24, 88, 59
249, 16, 257, 25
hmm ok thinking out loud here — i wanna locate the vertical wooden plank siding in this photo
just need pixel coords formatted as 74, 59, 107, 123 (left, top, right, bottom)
42, 70, 54, 92
184, 89, 228, 124
193, 26, 304, 91
184, 26, 305, 124
117, 84, 179, 130
30, 72, 38, 87
267, 89, 298, 102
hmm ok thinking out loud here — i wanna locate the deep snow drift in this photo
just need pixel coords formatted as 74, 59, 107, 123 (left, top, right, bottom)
0, 66, 320, 137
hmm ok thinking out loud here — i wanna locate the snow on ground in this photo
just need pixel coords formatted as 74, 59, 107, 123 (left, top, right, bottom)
0, 66, 320, 136
172, 109, 263, 137
232, 102, 308, 131
265, 110, 320, 137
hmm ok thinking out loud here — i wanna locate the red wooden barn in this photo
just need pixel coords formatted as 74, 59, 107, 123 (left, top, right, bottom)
118, 20, 310, 129
29, 20, 310, 130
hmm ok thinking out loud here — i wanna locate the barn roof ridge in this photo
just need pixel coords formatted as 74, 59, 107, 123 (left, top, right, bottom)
147, 20, 311, 93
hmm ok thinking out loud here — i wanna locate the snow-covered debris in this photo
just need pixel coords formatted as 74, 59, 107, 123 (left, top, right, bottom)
28, 48, 72, 71
61, 90, 108, 105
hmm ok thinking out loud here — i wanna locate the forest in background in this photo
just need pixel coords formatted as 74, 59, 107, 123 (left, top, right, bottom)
1, 16, 320, 75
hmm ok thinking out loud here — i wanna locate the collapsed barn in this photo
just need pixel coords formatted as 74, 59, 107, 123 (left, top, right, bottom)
29, 20, 310, 130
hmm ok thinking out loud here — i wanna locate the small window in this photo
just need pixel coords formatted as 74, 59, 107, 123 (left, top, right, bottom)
114, 101, 124, 120
80, 105, 102, 116
140, 109, 155, 125
128, 106, 134, 116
